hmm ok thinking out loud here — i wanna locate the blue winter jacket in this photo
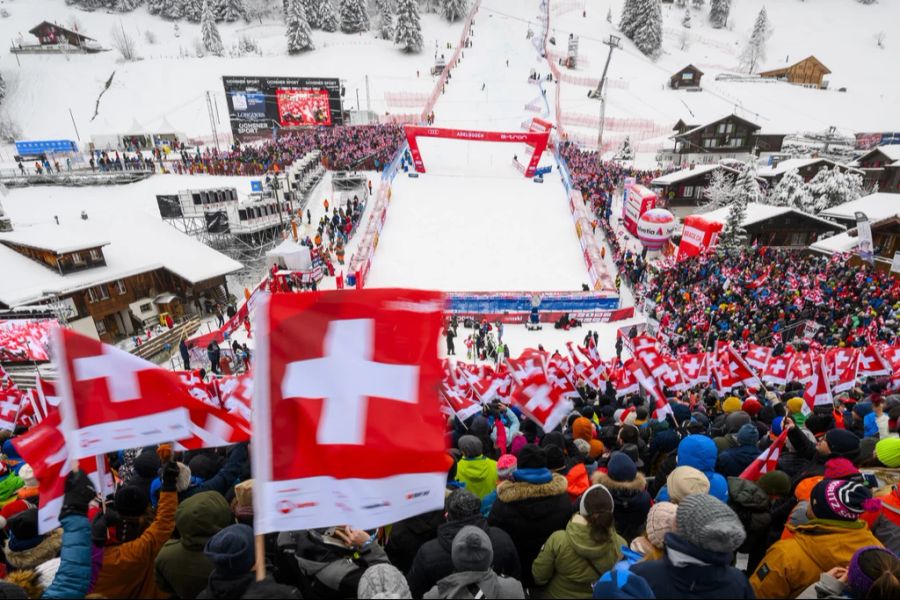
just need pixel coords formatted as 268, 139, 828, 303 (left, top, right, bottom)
656, 435, 729, 503
42, 514, 92, 599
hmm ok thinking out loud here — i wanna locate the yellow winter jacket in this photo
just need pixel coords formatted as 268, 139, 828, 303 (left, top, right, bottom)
749, 519, 881, 599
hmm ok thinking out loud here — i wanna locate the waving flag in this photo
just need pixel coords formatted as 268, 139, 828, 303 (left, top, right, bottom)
740, 429, 789, 481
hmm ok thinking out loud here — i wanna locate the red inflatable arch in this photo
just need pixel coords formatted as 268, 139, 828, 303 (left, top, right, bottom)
403, 125, 550, 178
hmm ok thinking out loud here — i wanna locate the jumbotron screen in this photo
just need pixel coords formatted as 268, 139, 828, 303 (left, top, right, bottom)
223, 76, 343, 141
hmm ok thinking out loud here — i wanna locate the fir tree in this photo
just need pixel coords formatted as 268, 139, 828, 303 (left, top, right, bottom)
287, 0, 314, 52
720, 196, 748, 248
769, 169, 812, 210
184, 0, 204, 21
709, 0, 730, 29
116, 0, 144, 11
378, 0, 394, 40
340, 0, 369, 33
0, 73, 6, 103
201, 0, 225, 55
442, 0, 467, 22
304, 0, 321, 28
222, 0, 244, 21
619, 0, 640, 38
163, 0, 184, 20
733, 160, 763, 205
703, 168, 735, 210
394, 0, 422, 52
318, 0, 340, 31
682, 8, 691, 28
631, 0, 663, 58
806, 168, 864, 212
740, 7, 769, 74
147, 0, 166, 15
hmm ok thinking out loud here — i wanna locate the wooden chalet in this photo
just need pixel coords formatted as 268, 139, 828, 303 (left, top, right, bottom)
759, 56, 831, 89
650, 163, 757, 217
669, 65, 704, 90
852, 145, 900, 194
13, 21, 102, 53
661, 115, 786, 167
701, 202, 845, 248
757, 157, 863, 185
811, 214, 900, 277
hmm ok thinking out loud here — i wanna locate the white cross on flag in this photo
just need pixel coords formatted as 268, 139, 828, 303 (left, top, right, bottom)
829, 348, 859, 393
678, 352, 709, 388
740, 428, 789, 481
612, 359, 639, 397
745, 344, 772, 373
803, 355, 833, 413
858, 345, 891, 377
788, 352, 814, 384
510, 370, 573, 433
252, 290, 451, 534
762, 353, 793, 386
0, 388, 24, 431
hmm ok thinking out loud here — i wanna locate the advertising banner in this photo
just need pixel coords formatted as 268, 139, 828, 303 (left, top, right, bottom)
855, 211, 874, 265
223, 76, 343, 142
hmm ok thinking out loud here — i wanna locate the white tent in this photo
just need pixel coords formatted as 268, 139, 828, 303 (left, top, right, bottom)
266, 239, 311, 271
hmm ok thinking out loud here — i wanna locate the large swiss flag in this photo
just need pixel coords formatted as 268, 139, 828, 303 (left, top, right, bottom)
253, 290, 451, 534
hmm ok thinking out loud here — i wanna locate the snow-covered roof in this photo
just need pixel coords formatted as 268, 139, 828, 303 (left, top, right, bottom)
819, 193, 900, 222
0, 216, 243, 307
650, 164, 733, 186
699, 202, 845, 230
0, 225, 109, 254
757, 158, 861, 178
853, 145, 900, 166
809, 231, 859, 255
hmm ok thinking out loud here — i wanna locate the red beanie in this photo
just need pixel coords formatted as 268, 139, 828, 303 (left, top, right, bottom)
0, 499, 31, 529
742, 397, 762, 417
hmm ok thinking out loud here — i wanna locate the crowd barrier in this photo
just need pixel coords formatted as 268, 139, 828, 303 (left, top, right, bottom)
384, 91, 431, 109
447, 292, 629, 325
378, 113, 420, 125
421, 0, 481, 121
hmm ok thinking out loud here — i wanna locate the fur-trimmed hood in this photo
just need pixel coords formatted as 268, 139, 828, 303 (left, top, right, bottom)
496, 473, 568, 503
2, 569, 44, 599
592, 470, 648, 493
4, 529, 63, 571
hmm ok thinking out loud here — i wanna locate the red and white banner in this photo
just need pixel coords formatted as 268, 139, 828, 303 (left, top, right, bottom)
252, 290, 451, 534
677, 215, 722, 261
803, 355, 834, 412
404, 126, 550, 178
740, 428, 789, 481
509, 370, 573, 433
0, 319, 57, 363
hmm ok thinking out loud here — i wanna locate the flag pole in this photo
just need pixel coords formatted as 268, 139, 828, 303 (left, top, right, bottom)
254, 534, 266, 581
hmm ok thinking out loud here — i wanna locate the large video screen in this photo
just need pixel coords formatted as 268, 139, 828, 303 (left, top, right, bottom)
223, 76, 343, 141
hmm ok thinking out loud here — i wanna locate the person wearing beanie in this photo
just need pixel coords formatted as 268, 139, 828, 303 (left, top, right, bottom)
786, 397, 808, 427
153, 442, 249, 505
42, 471, 96, 600
662, 436, 728, 502
358, 564, 412, 599
455, 435, 498, 500
407, 489, 520, 598
821, 429, 861, 461
592, 452, 651, 543
424, 526, 524, 599
875, 437, 900, 468
796, 545, 900, 600
197, 523, 256, 599
481, 454, 517, 517
488, 444, 571, 588
716, 424, 761, 478
722, 397, 742, 414
631, 494, 753, 599
756, 470, 791, 499
750, 479, 883, 599
591, 567, 654, 600
154, 491, 234, 599
4, 508, 62, 572
92, 457, 180, 599
742, 397, 762, 418
124, 448, 162, 500
532, 484, 626, 599
630, 501, 677, 561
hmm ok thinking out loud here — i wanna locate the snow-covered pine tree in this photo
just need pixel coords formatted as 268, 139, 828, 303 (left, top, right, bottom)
147, 0, 166, 15
769, 169, 812, 210
304, 0, 321, 28
806, 168, 864, 212
183, 0, 204, 21
201, 0, 225, 55
340, 0, 369, 33
682, 8, 691, 28
116, 0, 144, 11
616, 136, 634, 161
606, 8, 612, 23
287, 0, 314, 51
720, 195, 748, 248
709, 0, 730, 29
378, 0, 393, 40
631, 0, 663, 58
740, 7, 769, 74
163, 0, 184, 20
442, 0, 467, 22
318, 0, 340, 31
619, 0, 640, 38
222, 0, 244, 21
691, 0, 704, 8
0, 73, 6, 103
733, 160, 763, 205
394, 0, 422, 52
703, 168, 735, 210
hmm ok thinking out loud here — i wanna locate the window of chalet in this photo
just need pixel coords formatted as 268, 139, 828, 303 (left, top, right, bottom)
115, 280, 127, 295
71, 252, 85, 265
682, 72, 692, 81
87, 285, 110, 303
683, 186, 694, 198
89, 249, 103, 261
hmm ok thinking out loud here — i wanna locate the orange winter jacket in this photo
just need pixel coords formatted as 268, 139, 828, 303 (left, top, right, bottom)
92, 490, 178, 599
565, 463, 590, 502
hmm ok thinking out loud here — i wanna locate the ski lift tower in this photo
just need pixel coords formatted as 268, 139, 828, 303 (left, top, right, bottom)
588, 34, 621, 161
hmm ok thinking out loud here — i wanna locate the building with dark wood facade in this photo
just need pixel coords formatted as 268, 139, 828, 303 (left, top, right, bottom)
650, 163, 758, 217
852, 146, 900, 194
669, 65, 704, 90
701, 202, 845, 248
27, 21, 95, 48
757, 157, 863, 185
811, 214, 900, 278
659, 114, 786, 168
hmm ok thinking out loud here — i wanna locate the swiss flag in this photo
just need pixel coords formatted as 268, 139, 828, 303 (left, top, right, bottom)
12, 412, 112, 534
829, 348, 859, 393
0, 388, 24, 431
252, 290, 451, 534
219, 373, 253, 422
740, 429, 789, 481
679, 352, 709, 388
858, 345, 891, 377
788, 352, 814, 384
441, 385, 483, 421
762, 353, 793, 386
745, 344, 772, 373
803, 355, 833, 413
612, 359, 639, 397
510, 370, 573, 432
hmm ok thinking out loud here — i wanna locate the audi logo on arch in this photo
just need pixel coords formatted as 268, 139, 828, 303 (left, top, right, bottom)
426, 128, 440, 136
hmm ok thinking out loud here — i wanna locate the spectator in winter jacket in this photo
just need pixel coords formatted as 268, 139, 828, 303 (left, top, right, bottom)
423, 526, 524, 599
630, 501, 677, 561
750, 479, 882, 599
150, 443, 248, 505
455, 435, 498, 499
532, 484, 626, 599
92, 460, 180, 598
358, 564, 412, 599
631, 494, 754, 599
197, 524, 256, 599
488, 444, 572, 588
592, 452, 651, 543
3, 508, 61, 572
154, 491, 234, 599
124, 448, 161, 500
481, 454, 517, 517
665, 465, 710, 504
407, 489, 520, 598
656, 435, 729, 503
796, 545, 900, 599
41, 471, 95, 599
717, 424, 762, 478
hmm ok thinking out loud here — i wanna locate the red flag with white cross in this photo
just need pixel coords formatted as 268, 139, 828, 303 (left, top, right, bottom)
252, 290, 451, 534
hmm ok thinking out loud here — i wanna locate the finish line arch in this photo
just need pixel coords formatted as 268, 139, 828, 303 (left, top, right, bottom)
403, 125, 550, 178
